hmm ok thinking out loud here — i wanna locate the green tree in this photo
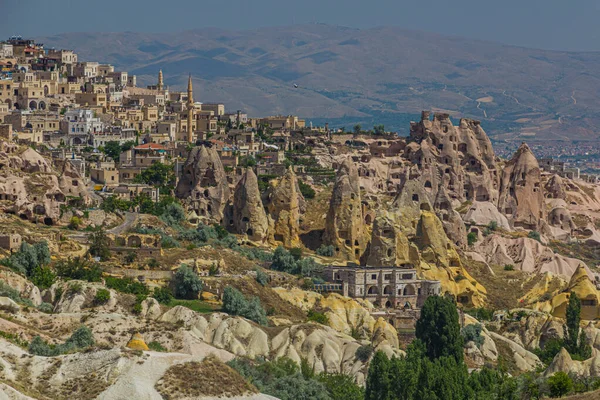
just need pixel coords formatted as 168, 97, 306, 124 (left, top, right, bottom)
152, 286, 173, 305
467, 232, 478, 246
415, 295, 464, 363
133, 162, 174, 189
68, 216, 82, 230
160, 203, 185, 226
2, 241, 51, 276
352, 124, 362, 136
255, 269, 269, 286
94, 289, 110, 305
565, 292, 592, 359
318, 373, 364, 400
30, 266, 56, 289
271, 246, 298, 274
222, 286, 267, 325
222, 286, 248, 315
120, 140, 136, 152
88, 230, 111, 261
365, 351, 392, 400
298, 180, 315, 199
547, 372, 573, 398
172, 265, 203, 299
566, 293, 581, 354
102, 141, 122, 161
373, 124, 385, 135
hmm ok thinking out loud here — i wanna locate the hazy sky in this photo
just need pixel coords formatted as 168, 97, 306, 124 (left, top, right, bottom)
2, 0, 600, 51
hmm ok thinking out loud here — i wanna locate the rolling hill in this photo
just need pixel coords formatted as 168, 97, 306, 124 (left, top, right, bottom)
39, 24, 600, 140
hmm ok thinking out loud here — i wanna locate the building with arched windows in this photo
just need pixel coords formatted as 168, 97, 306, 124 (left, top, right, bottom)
322, 264, 441, 309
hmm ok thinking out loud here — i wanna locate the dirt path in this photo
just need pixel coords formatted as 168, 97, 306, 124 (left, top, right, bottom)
107, 212, 138, 235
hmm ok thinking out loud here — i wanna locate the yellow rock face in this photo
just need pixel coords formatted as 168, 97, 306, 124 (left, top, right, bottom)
416, 211, 487, 308
126, 333, 149, 351
273, 288, 399, 348
548, 266, 600, 320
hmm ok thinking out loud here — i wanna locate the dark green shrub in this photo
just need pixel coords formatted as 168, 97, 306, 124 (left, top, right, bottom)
315, 245, 335, 257
290, 247, 303, 260
94, 289, 110, 305
504, 264, 515, 271
173, 265, 203, 299
256, 269, 269, 286
37, 302, 53, 313
307, 310, 329, 325
30, 266, 56, 289
105, 276, 149, 296
222, 286, 267, 325
55, 257, 102, 282
67, 282, 83, 295
29, 326, 94, 356
152, 286, 173, 305
355, 345, 374, 362
528, 231, 541, 242
124, 252, 137, 264
547, 372, 573, 398
148, 341, 167, 352
298, 180, 316, 199
461, 324, 484, 348
467, 232, 478, 246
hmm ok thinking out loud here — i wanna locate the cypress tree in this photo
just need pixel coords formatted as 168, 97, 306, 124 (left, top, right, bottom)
365, 351, 392, 400
566, 292, 581, 354
415, 296, 464, 363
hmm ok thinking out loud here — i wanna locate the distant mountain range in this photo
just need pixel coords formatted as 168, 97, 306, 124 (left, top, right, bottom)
39, 24, 600, 140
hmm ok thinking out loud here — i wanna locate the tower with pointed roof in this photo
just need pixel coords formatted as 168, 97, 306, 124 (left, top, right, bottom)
187, 74, 194, 143
157, 70, 163, 91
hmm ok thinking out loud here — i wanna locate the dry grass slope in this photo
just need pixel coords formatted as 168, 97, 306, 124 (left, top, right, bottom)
155, 356, 258, 399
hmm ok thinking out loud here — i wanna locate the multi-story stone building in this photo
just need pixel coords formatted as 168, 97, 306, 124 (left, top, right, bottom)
322, 264, 441, 309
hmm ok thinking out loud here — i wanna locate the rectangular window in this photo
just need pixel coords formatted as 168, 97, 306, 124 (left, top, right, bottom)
384, 274, 391, 281
371, 274, 377, 280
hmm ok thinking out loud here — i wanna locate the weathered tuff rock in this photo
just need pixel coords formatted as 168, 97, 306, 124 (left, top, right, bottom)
488, 331, 543, 372
544, 174, 568, 200
266, 167, 305, 247
538, 265, 600, 320
475, 234, 588, 278
365, 210, 419, 268
434, 185, 468, 248
273, 288, 400, 349
0, 338, 271, 400
126, 332, 150, 350
56, 159, 90, 203
0, 141, 90, 225
407, 112, 499, 205
159, 307, 396, 384
227, 168, 269, 242
543, 347, 600, 378
0, 270, 42, 306
323, 160, 367, 262
175, 145, 230, 224
498, 143, 545, 229
416, 211, 487, 307
463, 201, 511, 231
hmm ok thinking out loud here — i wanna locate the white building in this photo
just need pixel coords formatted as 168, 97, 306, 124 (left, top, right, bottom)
61, 109, 104, 135
0, 44, 13, 59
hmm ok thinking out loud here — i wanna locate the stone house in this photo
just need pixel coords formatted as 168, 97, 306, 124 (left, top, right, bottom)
322, 264, 441, 309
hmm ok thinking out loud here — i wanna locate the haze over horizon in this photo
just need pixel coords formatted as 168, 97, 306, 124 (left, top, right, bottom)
3, 0, 600, 52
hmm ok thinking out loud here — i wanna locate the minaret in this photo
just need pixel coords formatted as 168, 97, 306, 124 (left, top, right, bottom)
157, 70, 163, 91
187, 74, 194, 143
